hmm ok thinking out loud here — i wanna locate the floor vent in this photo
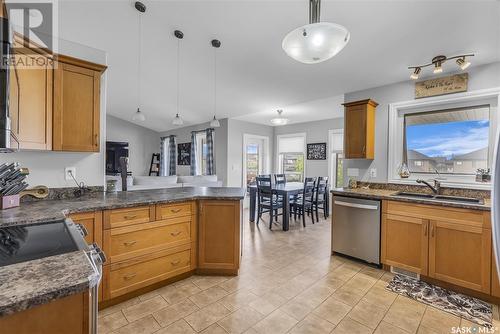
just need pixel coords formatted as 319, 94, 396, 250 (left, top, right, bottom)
390, 266, 420, 280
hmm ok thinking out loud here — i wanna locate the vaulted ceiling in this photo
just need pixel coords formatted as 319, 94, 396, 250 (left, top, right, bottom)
57, 1, 500, 132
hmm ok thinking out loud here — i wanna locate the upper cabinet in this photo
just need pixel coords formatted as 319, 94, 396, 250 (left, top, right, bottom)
342, 99, 378, 159
53, 55, 106, 152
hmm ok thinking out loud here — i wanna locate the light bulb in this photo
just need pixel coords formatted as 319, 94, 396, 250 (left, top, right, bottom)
456, 58, 471, 70
410, 67, 421, 80
433, 63, 443, 74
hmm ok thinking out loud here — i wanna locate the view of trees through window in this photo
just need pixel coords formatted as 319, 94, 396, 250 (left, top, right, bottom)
280, 153, 304, 182
405, 106, 490, 175
246, 144, 259, 186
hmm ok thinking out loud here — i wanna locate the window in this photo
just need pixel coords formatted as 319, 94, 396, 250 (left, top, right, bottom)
329, 129, 344, 188
277, 134, 305, 182
405, 106, 490, 175
246, 144, 259, 185
195, 132, 208, 175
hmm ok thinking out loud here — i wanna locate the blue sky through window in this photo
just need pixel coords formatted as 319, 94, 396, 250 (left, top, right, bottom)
406, 120, 489, 158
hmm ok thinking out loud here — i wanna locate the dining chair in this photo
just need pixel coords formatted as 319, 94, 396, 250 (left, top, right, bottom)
256, 176, 284, 229
274, 174, 286, 185
313, 176, 329, 222
290, 177, 316, 227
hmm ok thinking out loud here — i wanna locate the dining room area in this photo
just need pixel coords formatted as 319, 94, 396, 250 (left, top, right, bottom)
248, 174, 330, 231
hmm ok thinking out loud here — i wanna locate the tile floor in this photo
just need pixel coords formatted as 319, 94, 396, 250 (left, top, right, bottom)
98, 208, 500, 334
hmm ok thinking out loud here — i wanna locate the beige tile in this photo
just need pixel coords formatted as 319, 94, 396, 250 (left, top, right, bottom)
99, 297, 140, 318
248, 293, 287, 316
362, 286, 397, 310
138, 288, 161, 302
459, 318, 490, 333
314, 275, 345, 291
98, 311, 128, 334
342, 274, 377, 293
252, 309, 298, 334
219, 276, 254, 293
332, 318, 372, 334
189, 286, 229, 308
219, 289, 259, 311
294, 284, 334, 309
217, 306, 264, 334
416, 325, 440, 334
160, 282, 202, 304
280, 299, 314, 321
184, 302, 232, 332
383, 296, 426, 333
331, 286, 365, 306
348, 299, 387, 329
154, 319, 195, 334
113, 315, 160, 334
200, 323, 228, 334
192, 276, 229, 290
359, 267, 385, 280
420, 307, 460, 333
289, 313, 336, 334
273, 280, 308, 300
374, 321, 410, 334
152, 299, 199, 327
313, 297, 352, 325
122, 295, 169, 322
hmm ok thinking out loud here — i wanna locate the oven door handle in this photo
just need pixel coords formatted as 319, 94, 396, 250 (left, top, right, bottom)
334, 200, 378, 210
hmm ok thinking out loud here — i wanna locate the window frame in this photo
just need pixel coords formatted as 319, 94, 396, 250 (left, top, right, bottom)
195, 132, 207, 176
276, 132, 306, 182
388, 88, 500, 189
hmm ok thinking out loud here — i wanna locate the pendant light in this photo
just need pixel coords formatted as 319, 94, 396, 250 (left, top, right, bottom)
282, 0, 350, 64
210, 39, 221, 128
172, 30, 184, 126
132, 1, 146, 122
271, 110, 289, 126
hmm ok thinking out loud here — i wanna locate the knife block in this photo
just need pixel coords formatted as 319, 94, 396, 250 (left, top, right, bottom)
0, 194, 20, 210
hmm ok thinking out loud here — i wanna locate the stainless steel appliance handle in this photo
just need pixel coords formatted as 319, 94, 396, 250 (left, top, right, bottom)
334, 200, 378, 210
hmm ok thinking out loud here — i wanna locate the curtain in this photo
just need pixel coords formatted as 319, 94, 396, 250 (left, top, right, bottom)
159, 137, 168, 176
206, 128, 215, 175
190, 131, 197, 175
168, 136, 176, 176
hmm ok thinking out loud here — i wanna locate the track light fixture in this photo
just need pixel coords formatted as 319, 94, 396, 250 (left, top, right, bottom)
408, 53, 474, 80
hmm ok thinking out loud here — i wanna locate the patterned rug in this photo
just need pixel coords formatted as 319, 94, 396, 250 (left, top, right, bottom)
386, 274, 492, 328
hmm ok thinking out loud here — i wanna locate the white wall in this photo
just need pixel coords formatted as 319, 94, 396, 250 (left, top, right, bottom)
0, 39, 107, 188
106, 115, 160, 176
344, 61, 500, 184
274, 118, 344, 178
159, 119, 228, 185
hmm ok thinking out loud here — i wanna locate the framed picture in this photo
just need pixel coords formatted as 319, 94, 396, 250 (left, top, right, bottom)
177, 143, 191, 165
307, 143, 327, 160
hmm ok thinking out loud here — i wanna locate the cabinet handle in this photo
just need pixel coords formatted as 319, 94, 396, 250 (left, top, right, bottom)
171, 259, 180, 265
123, 273, 137, 280
362, 145, 366, 155
124, 215, 137, 220
123, 240, 137, 246
170, 208, 182, 213
94, 134, 98, 146
170, 231, 181, 237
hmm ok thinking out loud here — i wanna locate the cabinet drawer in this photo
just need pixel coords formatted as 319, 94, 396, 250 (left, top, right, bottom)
156, 202, 192, 220
104, 205, 154, 229
104, 217, 191, 263
106, 248, 191, 298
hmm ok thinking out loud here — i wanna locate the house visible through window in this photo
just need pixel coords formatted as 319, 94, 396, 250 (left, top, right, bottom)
405, 105, 490, 175
277, 134, 305, 182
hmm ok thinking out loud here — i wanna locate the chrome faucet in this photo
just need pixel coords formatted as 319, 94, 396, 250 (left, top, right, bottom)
416, 179, 441, 194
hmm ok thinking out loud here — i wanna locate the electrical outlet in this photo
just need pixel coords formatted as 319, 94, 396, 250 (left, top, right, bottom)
369, 168, 377, 178
65, 167, 76, 181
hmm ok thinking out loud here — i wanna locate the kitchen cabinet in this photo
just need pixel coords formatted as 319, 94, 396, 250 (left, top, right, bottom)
382, 200, 491, 293
53, 55, 106, 152
198, 200, 241, 274
381, 213, 428, 275
69, 211, 103, 247
492, 256, 500, 297
342, 99, 378, 159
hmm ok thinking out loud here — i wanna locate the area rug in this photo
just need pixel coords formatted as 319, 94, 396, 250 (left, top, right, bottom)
386, 274, 492, 328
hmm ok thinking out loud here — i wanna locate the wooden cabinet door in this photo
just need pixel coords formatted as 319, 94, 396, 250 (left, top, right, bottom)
13, 48, 53, 150
69, 211, 103, 247
428, 220, 491, 293
53, 61, 101, 152
381, 213, 428, 275
344, 104, 367, 159
198, 200, 241, 274
492, 253, 500, 297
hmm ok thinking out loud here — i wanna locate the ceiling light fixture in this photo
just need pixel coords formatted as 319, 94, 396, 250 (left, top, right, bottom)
271, 110, 289, 126
408, 53, 474, 79
173, 30, 184, 126
132, 1, 146, 122
209, 39, 221, 128
282, 0, 350, 64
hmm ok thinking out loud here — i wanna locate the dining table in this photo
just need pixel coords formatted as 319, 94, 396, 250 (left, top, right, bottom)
248, 182, 304, 231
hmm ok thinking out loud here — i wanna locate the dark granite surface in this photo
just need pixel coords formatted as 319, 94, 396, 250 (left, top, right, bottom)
331, 187, 491, 211
0, 250, 99, 316
0, 187, 246, 227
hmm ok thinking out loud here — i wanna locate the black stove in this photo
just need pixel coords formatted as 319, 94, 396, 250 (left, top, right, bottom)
0, 220, 86, 267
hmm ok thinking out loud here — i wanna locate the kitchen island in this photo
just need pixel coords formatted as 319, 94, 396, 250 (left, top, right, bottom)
0, 187, 245, 331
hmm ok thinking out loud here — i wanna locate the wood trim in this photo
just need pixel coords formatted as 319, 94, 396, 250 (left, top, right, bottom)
55, 54, 107, 73
343, 99, 379, 108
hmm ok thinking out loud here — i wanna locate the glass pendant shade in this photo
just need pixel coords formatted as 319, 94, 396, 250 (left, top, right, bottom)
282, 22, 350, 64
172, 113, 183, 126
132, 108, 146, 122
210, 116, 220, 128
270, 110, 289, 126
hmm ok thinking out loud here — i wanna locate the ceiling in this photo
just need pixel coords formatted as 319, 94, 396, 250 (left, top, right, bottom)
57, 1, 500, 132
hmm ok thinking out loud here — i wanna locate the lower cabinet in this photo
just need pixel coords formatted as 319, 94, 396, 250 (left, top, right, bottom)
382, 201, 491, 294
69, 211, 103, 247
492, 257, 500, 298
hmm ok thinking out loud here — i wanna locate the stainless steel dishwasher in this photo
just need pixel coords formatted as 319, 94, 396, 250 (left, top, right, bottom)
332, 195, 381, 265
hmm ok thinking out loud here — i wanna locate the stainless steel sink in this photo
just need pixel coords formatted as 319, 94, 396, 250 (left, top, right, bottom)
392, 191, 484, 204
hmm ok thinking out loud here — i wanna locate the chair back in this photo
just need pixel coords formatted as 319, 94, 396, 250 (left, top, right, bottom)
302, 177, 316, 202
315, 176, 329, 202
274, 174, 286, 185
256, 176, 273, 198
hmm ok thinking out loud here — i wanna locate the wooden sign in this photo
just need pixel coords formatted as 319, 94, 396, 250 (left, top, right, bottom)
415, 73, 468, 99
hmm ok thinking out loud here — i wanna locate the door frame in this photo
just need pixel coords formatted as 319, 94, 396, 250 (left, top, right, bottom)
242, 134, 270, 188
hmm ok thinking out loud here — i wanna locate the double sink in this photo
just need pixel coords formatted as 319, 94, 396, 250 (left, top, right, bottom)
392, 191, 484, 205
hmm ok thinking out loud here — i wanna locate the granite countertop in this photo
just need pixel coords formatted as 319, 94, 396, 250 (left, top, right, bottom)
330, 187, 491, 211
0, 186, 246, 228
0, 250, 99, 316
